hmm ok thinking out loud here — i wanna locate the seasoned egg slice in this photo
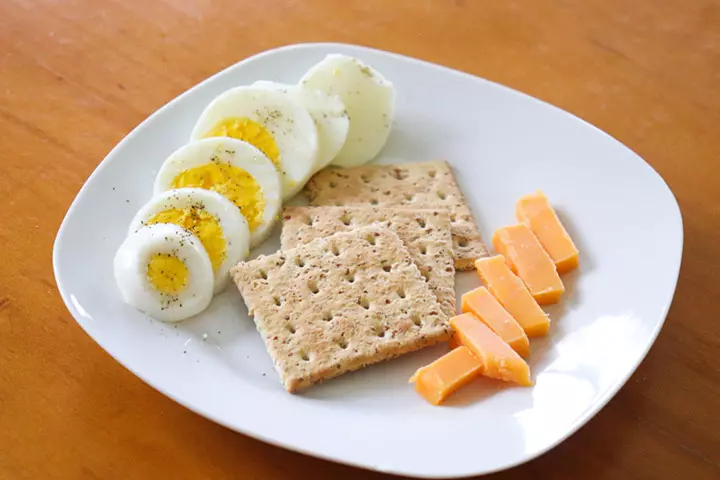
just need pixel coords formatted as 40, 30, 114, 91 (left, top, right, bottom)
191, 86, 319, 201
129, 188, 249, 294
252, 80, 349, 173
154, 137, 281, 248
300, 54, 395, 167
114, 223, 214, 322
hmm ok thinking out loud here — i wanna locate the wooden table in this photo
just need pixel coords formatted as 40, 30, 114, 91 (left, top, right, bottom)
1, 1, 718, 478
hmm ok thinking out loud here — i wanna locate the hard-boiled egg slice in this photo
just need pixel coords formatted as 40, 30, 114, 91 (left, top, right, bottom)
191, 86, 318, 201
129, 188, 249, 294
114, 223, 214, 322
300, 54, 395, 168
252, 80, 349, 173
154, 137, 281, 248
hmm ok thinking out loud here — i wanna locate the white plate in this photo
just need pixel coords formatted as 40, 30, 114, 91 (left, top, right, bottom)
53, 43, 683, 478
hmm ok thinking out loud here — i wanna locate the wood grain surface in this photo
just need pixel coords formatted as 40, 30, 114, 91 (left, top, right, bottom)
1, 0, 719, 478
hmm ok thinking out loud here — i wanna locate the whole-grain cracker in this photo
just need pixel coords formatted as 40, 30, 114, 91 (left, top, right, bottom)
304, 160, 488, 270
231, 226, 450, 392
281, 206, 455, 319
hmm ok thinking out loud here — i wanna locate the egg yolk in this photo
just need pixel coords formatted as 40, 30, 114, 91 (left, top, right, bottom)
204, 117, 281, 169
170, 162, 264, 231
148, 207, 225, 272
147, 253, 188, 295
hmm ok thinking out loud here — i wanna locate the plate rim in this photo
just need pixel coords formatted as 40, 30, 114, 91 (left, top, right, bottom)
52, 42, 684, 478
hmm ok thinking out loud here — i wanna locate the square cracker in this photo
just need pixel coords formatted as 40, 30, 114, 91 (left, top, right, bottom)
281, 206, 456, 319
304, 160, 488, 270
231, 226, 450, 392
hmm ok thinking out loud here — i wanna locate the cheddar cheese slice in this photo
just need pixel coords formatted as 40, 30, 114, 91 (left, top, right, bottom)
475, 255, 550, 337
492, 224, 565, 305
409, 346, 483, 405
450, 313, 532, 386
516, 191, 579, 274
461, 286, 530, 357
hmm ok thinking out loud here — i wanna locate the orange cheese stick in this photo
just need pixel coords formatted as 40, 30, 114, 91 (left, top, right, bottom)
492, 224, 565, 305
516, 190, 579, 274
409, 346, 483, 405
475, 256, 550, 337
461, 286, 530, 357
450, 313, 532, 386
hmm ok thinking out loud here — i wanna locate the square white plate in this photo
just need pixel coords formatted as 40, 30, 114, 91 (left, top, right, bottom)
53, 43, 683, 478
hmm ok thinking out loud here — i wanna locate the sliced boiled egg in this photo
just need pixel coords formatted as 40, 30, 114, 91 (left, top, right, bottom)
252, 80, 349, 173
154, 137, 281, 248
191, 86, 318, 201
129, 188, 249, 294
300, 54, 395, 168
114, 223, 214, 322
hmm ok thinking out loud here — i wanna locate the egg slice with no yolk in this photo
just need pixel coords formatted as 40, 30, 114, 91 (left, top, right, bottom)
300, 54, 395, 168
252, 80, 349, 173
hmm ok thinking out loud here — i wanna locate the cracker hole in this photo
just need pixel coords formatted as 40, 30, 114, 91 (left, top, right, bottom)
411, 313, 422, 327
340, 213, 352, 226
365, 235, 377, 246
338, 340, 348, 349
287, 325, 296, 334
346, 272, 355, 283
329, 181, 337, 188
359, 297, 370, 309
331, 242, 340, 256
383, 190, 391, 196
335, 201, 344, 206
392, 169, 403, 180
397, 287, 406, 299
376, 326, 386, 338
273, 296, 282, 306
437, 191, 447, 200
416, 217, 426, 228
258, 269, 267, 280
361, 174, 371, 183
370, 198, 379, 205
428, 170, 437, 178
323, 312, 333, 322
422, 272, 431, 282
458, 238, 469, 247
382, 265, 392, 273
450, 213, 457, 223
419, 245, 427, 255
295, 257, 305, 267
308, 280, 319, 294
404, 193, 414, 201
300, 352, 310, 361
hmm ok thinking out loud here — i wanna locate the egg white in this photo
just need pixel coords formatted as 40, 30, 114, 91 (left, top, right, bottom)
128, 188, 249, 294
300, 54, 395, 168
113, 223, 214, 322
252, 80, 349, 173
153, 137, 281, 249
191, 86, 319, 201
